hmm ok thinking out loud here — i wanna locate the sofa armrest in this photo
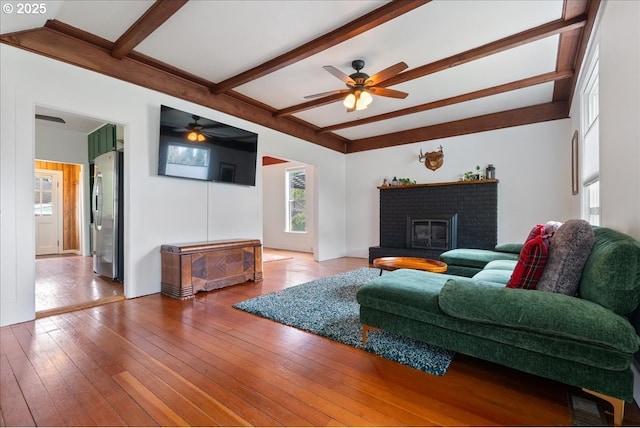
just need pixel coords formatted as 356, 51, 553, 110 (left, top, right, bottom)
439, 278, 640, 353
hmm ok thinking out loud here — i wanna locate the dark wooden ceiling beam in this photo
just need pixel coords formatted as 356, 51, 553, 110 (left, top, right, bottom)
275, 15, 587, 118
319, 69, 573, 133
210, 0, 430, 94
557, 0, 601, 108
111, 0, 189, 59
3, 2, 593, 155
45, 19, 217, 88
552, 1, 588, 104
380, 15, 587, 89
45, 19, 112, 49
0, 27, 348, 153
346, 102, 569, 153
274, 93, 346, 117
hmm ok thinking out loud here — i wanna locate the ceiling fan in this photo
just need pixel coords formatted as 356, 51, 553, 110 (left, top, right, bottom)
304, 59, 409, 112
35, 114, 66, 124
172, 115, 211, 142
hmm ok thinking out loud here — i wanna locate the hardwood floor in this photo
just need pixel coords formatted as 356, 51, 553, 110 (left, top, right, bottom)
35, 255, 124, 318
3, 251, 640, 426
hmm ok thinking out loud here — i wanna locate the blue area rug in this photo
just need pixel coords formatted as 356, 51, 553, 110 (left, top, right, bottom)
233, 267, 455, 376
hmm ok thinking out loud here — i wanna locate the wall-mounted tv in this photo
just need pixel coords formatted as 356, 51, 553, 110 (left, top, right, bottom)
158, 105, 258, 186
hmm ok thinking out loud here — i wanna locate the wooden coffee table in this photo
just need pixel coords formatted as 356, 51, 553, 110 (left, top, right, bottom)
373, 256, 448, 275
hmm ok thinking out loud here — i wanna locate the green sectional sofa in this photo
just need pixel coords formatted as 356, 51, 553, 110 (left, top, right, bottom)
439, 244, 521, 277
357, 226, 640, 426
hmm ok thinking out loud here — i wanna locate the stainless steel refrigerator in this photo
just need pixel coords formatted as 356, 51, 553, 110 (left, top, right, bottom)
92, 151, 124, 281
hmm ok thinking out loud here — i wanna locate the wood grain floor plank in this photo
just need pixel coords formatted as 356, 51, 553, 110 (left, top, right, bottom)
1, 325, 66, 426
178, 280, 498, 425
169, 305, 418, 426
169, 326, 382, 426
65, 311, 233, 427
0, 353, 35, 427
90, 305, 294, 426
80, 311, 253, 427
223, 319, 448, 425
10, 323, 102, 426
45, 317, 159, 426
94, 301, 333, 426
222, 312, 478, 426
112, 371, 190, 427
3, 252, 640, 426
35, 255, 123, 314
34, 327, 128, 426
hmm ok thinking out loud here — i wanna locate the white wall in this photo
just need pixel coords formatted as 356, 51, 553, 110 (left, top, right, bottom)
0, 44, 347, 326
599, 0, 640, 239
35, 122, 90, 164
262, 161, 315, 252
566, 0, 640, 241
345, 120, 574, 258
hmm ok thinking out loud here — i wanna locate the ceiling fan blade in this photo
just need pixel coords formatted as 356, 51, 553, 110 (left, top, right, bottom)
323, 65, 356, 86
304, 89, 350, 99
366, 62, 408, 86
369, 87, 409, 99
35, 114, 66, 124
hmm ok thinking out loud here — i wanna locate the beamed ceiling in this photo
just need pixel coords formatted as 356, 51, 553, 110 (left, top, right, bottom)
0, 0, 600, 154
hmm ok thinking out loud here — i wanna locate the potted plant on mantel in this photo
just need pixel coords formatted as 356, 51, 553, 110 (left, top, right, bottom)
463, 166, 483, 181
397, 178, 416, 185
383, 177, 416, 186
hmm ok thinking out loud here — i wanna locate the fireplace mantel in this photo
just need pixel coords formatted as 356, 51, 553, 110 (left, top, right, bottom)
378, 179, 498, 190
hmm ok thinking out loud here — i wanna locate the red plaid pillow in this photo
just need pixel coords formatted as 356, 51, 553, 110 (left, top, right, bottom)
506, 224, 551, 289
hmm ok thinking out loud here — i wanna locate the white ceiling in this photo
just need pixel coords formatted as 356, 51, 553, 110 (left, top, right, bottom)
2, 0, 583, 148
35, 106, 107, 134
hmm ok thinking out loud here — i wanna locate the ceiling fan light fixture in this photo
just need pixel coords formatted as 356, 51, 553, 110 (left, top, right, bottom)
308, 60, 408, 113
187, 131, 206, 142
343, 93, 356, 109
359, 90, 373, 108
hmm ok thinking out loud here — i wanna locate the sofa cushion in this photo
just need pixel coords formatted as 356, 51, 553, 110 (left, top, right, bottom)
506, 225, 550, 289
356, 269, 459, 323
485, 260, 518, 271
440, 248, 519, 269
579, 227, 640, 315
537, 219, 594, 296
439, 278, 640, 354
443, 265, 482, 278
473, 268, 513, 286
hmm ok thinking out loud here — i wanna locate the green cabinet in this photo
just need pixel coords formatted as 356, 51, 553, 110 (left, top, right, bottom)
88, 124, 116, 162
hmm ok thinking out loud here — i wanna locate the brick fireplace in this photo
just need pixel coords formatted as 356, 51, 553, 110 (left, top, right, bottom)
369, 180, 498, 263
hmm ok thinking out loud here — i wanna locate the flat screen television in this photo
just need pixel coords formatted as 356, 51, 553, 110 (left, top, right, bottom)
158, 105, 258, 186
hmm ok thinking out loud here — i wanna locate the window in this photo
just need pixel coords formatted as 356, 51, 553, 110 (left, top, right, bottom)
286, 168, 306, 232
34, 175, 53, 216
164, 143, 211, 180
581, 48, 600, 225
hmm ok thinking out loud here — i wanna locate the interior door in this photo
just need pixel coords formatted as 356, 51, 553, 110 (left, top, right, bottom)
35, 170, 62, 256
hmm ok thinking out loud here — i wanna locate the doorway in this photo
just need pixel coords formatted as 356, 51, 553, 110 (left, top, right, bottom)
33, 107, 124, 317
34, 169, 62, 256
262, 155, 315, 255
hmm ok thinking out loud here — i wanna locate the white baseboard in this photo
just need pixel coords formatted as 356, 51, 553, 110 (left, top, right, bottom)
61, 250, 81, 255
